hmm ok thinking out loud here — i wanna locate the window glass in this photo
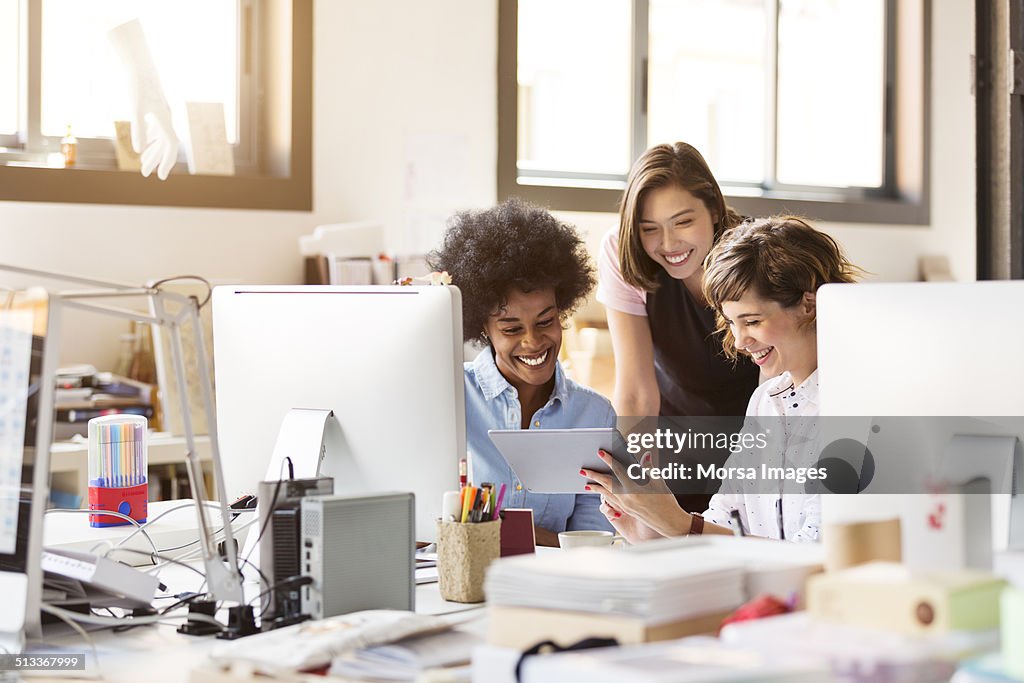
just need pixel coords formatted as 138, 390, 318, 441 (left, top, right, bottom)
0, 0, 18, 136
776, 0, 885, 187
647, 0, 767, 184
40, 0, 238, 142
517, 0, 632, 177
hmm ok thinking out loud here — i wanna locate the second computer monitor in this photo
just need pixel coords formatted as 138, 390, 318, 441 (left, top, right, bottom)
212, 285, 466, 541
816, 281, 1024, 561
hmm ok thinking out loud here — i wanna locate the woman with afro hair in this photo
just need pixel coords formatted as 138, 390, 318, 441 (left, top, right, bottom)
429, 198, 615, 546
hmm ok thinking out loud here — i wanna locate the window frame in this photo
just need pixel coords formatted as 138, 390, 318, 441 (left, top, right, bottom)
0, 0, 312, 211
498, 0, 930, 225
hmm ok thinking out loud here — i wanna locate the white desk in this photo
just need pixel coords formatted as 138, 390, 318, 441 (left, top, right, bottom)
37, 501, 483, 682
35, 577, 483, 683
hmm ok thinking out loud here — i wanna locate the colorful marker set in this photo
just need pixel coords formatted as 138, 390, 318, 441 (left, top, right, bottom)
458, 481, 506, 524
87, 414, 148, 527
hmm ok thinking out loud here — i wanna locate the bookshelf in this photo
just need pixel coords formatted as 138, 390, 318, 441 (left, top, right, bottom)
49, 435, 215, 504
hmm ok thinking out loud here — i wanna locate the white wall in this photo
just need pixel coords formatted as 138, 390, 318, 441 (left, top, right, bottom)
0, 0, 973, 367
0, 0, 498, 368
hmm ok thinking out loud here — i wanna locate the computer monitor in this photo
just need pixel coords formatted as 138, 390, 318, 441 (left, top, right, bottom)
0, 297, 56, 652
816, 281, 1024, 565
212, 286, 465, 542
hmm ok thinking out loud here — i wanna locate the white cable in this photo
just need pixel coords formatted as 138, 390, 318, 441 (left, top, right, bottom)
46, 508, 159, 559
107, 547, 207, 581
33, 606, 104, 681
105, 501, 256, 557
40, 603, 221, 630
141, 517, 258, 576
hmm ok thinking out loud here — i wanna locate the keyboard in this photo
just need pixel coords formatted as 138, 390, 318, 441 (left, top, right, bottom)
209, 610, 452, 673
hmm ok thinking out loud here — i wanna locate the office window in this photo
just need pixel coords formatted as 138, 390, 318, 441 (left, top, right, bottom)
0, 0, 313, 211
40, 1, 239, 144
0, 0, 18, 141
517, 0, 632, 179
499, 0, 928, 224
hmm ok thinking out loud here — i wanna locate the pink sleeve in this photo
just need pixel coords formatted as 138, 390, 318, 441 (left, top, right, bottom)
596, 228, 648, 317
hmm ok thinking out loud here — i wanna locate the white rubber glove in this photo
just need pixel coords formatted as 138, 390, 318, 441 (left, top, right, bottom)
108, 19, 179, 180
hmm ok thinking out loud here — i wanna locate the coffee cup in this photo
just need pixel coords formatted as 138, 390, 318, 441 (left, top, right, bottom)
558, 529, 623, 549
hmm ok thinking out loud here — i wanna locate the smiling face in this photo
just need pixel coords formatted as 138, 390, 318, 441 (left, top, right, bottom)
484, 287, 561, 393
638, 185, 717, 285
720, 290, 818, 386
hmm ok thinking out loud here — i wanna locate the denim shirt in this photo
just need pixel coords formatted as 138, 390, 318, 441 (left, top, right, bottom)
464, 348, 615, 533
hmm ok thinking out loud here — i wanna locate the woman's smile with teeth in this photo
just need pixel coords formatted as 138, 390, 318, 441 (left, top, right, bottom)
750, 347, 774, 364
664, 249, 694, 265
517, 349, 549, 367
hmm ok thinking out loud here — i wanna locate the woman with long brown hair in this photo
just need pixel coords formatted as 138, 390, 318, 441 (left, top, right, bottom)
597, 142, 759, 421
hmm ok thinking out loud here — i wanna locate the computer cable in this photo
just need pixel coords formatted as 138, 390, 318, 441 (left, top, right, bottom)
34, 605, 104, 681
40, 603, 222, 631
246, 574, 312, 609
45, 508, 159, 558
110, 547, 208, 581
138, 517, 258, 576
157, 513, 258, 554
240, 458, 292, 571
103, 500, 256, 558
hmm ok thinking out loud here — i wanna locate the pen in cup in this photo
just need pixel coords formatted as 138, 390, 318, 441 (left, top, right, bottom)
492, 482, 506, 520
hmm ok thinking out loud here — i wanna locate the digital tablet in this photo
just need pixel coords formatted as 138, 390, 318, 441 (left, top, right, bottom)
487, 428, 635, 494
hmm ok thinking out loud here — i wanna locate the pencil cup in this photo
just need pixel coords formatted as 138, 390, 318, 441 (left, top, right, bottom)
87, 415, 148, 527
437, 518, 501, 603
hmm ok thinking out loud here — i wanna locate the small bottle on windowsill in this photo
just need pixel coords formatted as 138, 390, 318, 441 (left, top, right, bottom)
61, 124, 78, 166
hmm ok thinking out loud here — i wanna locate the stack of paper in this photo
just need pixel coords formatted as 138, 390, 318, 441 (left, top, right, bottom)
329, 629, 478, 681
484, 543, 746, 623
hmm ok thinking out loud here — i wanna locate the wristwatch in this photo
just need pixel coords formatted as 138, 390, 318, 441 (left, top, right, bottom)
688, 512, 704, 535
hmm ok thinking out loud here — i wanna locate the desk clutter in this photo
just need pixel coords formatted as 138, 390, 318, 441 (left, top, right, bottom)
483, 537, 817, 650
53, 364, 156, 440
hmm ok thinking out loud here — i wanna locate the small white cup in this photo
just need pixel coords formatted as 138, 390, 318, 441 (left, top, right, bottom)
558, 530, 623, 549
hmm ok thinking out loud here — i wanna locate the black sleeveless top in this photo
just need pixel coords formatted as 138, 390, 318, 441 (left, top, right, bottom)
645, 268, 759, 417
645, 270, 760, 510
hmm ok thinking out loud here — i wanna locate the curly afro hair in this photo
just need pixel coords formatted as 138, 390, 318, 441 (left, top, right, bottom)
427, 198, 596, 344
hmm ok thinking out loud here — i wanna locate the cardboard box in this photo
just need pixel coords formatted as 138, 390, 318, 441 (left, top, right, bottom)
487, 605, 731, 649
807, 561, 1007, 634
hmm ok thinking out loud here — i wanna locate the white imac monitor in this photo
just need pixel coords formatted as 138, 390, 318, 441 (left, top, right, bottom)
0, 302, 55, 652
212, 286, 465, 542
816, 281, 1024, 566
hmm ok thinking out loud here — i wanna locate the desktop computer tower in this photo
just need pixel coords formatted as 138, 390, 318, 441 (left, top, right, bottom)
300, 493, 415, 619
258, 476, 333, 624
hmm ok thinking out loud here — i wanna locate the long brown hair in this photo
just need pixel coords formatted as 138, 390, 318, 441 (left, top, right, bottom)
618, 142, 743, 292
702, 216, 865, 360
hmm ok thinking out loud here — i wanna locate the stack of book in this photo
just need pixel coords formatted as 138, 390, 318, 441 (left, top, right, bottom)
484, 541, 748, 648
484, 537, 825, 650
54, 365, 156, 440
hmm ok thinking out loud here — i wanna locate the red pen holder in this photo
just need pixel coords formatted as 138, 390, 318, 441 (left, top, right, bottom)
88, 482, 148, 527
87, 415, 148, 527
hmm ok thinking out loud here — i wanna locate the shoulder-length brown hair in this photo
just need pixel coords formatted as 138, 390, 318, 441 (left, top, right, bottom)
618, 142, 743, 292
702, 216, 865, 360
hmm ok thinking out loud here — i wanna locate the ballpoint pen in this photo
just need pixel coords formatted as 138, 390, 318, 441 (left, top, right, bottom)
730, 509, 746, 537
776, 497, 785, 540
